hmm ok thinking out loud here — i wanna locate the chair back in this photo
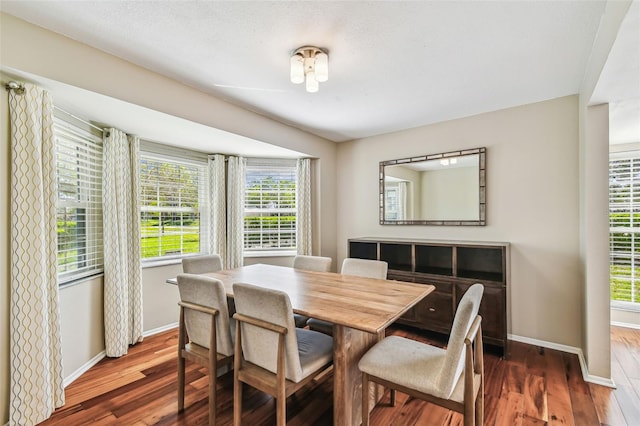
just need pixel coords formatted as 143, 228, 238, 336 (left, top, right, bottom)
341, 258, 388, 279
438, 283, 484, 398
182, 254, 223, 274
293, 255, 332, 272
233, 283, 304, 382
177, 273, 234, 356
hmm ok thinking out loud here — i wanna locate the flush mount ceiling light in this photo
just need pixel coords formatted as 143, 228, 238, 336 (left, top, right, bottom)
290, 46, 328, 93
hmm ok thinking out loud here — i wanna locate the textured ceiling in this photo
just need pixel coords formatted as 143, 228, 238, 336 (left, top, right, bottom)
0, 0, 611, 143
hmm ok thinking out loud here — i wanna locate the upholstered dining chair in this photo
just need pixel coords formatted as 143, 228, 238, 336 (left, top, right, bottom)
182, 254, 223, 274
291, 255, 333, 327
177, 273, 235, 426
292, 254, 332, 272
232, 282, 334, 426
307, 258, 388, 335
358, 283, 485, 426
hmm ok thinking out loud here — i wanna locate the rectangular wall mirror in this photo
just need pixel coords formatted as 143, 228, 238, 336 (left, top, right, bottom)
380, 147, 486, 225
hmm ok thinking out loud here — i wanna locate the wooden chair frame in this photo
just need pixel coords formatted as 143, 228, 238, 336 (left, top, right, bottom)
232, 312, 332, 426
362, 316, 484, 426
177, 301, 234, 426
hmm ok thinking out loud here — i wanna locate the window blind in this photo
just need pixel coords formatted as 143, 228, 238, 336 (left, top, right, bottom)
609, 154, 640, 306
54, 118, 104, 283
244, 159, 297, 252
140, 152, 209, 260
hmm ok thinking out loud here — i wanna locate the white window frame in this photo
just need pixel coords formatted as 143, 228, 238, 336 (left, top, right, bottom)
243, 158, 297, 257
609, 150, 640, 310
139, 147, 209, 263
54, 117, 104, 285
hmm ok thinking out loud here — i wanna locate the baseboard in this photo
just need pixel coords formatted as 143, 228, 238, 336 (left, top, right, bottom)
508, 334, 616, 388
142, 322, 178, 338
63, 350, 106, 388
611, 320, 640, 330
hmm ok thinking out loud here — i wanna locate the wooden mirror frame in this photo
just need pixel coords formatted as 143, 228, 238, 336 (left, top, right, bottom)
379, 147, 486, 226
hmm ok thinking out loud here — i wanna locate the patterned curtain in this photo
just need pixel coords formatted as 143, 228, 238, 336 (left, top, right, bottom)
208, 154, 226, 262
102, 129, 143, 357
296, 158, 312, 255
226, 156, 245, 268
9, 83, 65, 425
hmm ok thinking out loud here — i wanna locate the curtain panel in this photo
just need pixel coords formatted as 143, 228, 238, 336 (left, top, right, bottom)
8, 83, 65, 425
208, 154, 227, 261
296, 158, 312, 255
226, 156, 246, 268
102, 129, 143, 357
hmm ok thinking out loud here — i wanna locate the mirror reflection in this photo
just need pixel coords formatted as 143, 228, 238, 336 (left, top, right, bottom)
380, 148, 485, 225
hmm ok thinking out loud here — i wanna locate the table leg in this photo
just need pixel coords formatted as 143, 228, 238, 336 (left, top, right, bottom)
333, 325, 384, 426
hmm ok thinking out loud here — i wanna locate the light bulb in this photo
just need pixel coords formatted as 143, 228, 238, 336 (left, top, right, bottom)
306, 72, 319, 93
450, 158, 458, 165
290, 55, 304, 84
315, 52, 328, 82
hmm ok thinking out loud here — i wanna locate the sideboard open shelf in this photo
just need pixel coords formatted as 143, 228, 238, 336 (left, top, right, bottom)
348, 237, 509, 354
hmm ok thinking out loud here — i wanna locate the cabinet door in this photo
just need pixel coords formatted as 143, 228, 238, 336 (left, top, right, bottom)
415, 291, 454, 333
410, 277, 454, 332
455, 282, 505, 344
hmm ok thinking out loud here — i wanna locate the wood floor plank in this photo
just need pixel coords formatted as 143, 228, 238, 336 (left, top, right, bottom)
35, 325, 640, 426
483, 394, 500, 426
563, 353, 600, 425
588, 383, 627, 426
495, 391, 524, 426
368, 389, 411, 425
613, 383, 640, 426
522, 373, 547, 422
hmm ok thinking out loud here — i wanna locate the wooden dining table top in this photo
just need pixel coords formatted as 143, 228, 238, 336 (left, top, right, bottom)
169, 263, 434, 334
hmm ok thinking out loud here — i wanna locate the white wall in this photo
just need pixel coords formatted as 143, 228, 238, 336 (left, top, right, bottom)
0, 13, 337, 424
337, 96, 582, 349
141, 264, 182, 333
578, 0, 633, 382
612, 308, 640, 328
59, 278, 104, 382
581, 104, 612, 382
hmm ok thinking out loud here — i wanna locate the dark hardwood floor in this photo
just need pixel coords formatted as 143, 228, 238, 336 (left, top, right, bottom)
37, 325, 640, 425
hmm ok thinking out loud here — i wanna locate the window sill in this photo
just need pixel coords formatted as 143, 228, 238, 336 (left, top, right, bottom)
59, 272, 104, 288
243, 250, 297, 258
141, 251, 297, 269
611, 301, 640, 313
142, 258, 183, 269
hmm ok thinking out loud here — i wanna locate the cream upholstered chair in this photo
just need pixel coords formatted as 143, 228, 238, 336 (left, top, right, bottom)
177, 273, 235, 426
291, 255, 332, 327
292, 254, 332, 272
182, 254, 236, 316
359, 283, 485, 426
232, 282, 333, 426
307, 258, 388, 335
182, 254, 223, 274
340, 257, 388, 279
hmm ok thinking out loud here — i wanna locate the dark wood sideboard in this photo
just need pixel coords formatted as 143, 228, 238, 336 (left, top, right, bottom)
348, 237, 509, 354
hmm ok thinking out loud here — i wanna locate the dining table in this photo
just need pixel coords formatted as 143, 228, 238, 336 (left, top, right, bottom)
167, 262, 434, 426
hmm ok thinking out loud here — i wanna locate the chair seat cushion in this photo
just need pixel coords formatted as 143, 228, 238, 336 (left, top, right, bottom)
294, 314, 310, 328
306, 318, 333, 335
359, 335, 454, 399
295, 328, 333, 381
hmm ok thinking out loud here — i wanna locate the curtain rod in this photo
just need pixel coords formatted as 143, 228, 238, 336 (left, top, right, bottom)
55, 106, 105, 134
6, 80, 106, 134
